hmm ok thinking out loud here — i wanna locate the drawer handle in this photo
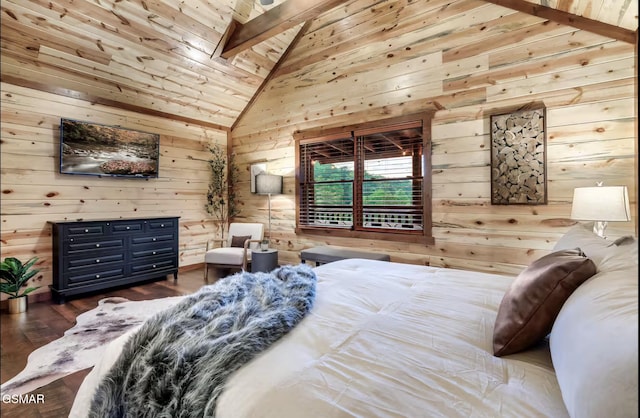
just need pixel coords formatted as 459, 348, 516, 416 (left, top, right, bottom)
96, 244, 100, 248
126, 226, 130, 230
96, 259, 100, 263
152, 264, 157, 268
152, 238, 157, 242
84, 229, 89, 233
152, 251, 157, 255
70, 238, 74, 242
160, 224, 165, 227
95, 274, 100, 279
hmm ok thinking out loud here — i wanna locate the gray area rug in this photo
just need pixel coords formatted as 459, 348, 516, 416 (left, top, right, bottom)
0, 296, 184, 396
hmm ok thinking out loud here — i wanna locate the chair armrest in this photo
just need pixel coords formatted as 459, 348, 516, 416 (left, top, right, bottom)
206, 238, 226, 251
242, 239, 263, 270
244, 239, 262, 249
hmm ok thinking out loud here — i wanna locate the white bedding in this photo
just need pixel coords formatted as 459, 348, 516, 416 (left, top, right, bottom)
71, 259, 568, 417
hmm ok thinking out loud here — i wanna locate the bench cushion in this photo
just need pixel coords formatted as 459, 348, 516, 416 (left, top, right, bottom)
300, 246, 390, 264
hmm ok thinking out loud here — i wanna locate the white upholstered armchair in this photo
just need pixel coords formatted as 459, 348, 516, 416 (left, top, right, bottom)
204, 223, 264, 280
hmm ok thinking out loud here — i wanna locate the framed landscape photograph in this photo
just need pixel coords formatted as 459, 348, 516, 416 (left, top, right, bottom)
490, 107, 547, 205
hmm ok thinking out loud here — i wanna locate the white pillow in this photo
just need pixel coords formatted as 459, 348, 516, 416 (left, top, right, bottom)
553, 224, 617, 268
599, 239, 638, 272
550, 266, 638, 418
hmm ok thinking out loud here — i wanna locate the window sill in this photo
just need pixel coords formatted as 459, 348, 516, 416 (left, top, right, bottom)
296, 227, 435, 245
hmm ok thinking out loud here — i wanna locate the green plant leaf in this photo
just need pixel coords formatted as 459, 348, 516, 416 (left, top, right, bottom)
0, 256, 41, 297
0, 282, 19, 294
20, 286, 41, 296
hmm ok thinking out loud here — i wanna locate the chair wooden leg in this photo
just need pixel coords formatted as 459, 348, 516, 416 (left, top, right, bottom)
204, 263, 209, 282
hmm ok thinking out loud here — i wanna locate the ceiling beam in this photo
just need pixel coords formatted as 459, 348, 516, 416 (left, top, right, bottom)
211, 20, 238, 59
483, 0, 637, 44
231, 20, 312, 131
221, 0, 351, 59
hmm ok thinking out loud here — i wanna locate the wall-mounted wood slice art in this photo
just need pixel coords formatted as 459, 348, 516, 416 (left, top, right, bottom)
490, 108, 547, 205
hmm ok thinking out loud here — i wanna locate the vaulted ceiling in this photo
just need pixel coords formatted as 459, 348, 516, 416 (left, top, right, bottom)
1, 0, 636, 131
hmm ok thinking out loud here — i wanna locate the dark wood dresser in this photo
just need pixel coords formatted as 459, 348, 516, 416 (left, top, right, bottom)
48, 217, 179, 303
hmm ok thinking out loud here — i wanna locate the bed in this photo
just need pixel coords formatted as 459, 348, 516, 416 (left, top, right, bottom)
70, 225, 638, 418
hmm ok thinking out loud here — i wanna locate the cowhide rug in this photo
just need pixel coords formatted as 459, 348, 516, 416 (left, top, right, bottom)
0, 295, 184, 396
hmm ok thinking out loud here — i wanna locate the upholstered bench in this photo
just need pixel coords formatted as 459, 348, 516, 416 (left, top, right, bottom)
300, 246, 391, 266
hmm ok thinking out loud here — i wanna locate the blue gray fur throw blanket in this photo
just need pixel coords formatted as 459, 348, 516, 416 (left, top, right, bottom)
88, 264, 317, 418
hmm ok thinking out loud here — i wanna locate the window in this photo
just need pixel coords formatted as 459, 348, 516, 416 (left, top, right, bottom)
295, 113, 433, 244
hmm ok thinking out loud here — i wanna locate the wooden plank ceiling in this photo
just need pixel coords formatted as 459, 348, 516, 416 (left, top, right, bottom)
0, 0, 636, 131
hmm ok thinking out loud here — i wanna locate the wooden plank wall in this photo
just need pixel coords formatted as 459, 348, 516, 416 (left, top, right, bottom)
0, 83, 226, 300
232, 0, 637, 277
0, 0, 299, 129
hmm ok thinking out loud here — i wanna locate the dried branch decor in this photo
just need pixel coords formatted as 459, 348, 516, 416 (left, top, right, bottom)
205, 145, 240, 239
490, 108, 547, 205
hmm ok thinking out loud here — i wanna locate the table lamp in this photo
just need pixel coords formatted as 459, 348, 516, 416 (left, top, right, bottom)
570, 184, 630, 238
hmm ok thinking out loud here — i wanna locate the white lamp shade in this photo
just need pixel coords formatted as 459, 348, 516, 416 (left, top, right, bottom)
255, 174, 283, 195
570, 186, 631, 221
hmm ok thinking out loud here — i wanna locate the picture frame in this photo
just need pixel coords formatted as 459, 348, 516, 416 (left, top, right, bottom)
490, 107, 547, 205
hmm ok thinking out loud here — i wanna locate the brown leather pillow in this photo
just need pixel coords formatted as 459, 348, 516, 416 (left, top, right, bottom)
230, 235, 251, 248
493, 249, 596, 357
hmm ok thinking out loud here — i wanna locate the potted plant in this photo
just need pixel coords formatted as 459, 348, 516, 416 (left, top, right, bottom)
1, 256, 41, 314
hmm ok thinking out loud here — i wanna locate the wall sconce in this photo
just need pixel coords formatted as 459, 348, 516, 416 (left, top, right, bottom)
570, 184, 631, 238
255, 173, 283, 240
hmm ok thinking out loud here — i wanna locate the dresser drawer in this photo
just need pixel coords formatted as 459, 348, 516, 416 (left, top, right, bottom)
111, 221, 144, 233
131, 246, 175, 260
132, 234, 175, 245
131, 259, 176, 274
66, 239, 124, 254
67, 253, 124, 270
65, 224, 106, 238
148, 219, 176, 230
67, 268, 124, 286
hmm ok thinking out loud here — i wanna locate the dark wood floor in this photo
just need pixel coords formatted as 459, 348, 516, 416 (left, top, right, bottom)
0, 267, 230, 418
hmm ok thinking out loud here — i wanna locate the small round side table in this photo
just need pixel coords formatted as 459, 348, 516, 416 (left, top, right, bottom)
251, 248, 278, 273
